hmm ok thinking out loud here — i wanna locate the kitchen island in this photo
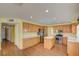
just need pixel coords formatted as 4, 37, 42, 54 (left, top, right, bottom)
44, 36, 56, 50
22, 32, 40, 49
23, 36, 40, 49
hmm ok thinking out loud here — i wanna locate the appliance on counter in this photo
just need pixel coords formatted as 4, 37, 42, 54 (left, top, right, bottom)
55, 30, 63, 44
37, 29, 44, 43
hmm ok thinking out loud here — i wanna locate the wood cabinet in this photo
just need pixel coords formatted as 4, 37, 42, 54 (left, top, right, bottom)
27, 24, 33, 32
67, 41, 79, 56
53, 23, 78, 33
23, 37, 40, 49
71, 23, 77, 34
44, 37, 55, 50
23, 22, 43, 32
53, 24, 72, 33
32, 24, 40, 32
62, 37, 67, 46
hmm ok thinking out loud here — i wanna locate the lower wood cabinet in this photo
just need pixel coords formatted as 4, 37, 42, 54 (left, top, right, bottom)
23, 37, 40, 49
62, 37, 67, 46
67, 41, 79, 56
44, 37, 55, 50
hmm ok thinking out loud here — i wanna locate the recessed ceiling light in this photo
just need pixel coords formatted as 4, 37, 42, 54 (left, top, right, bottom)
30, 16, 32, 18
45, 10, 48, 13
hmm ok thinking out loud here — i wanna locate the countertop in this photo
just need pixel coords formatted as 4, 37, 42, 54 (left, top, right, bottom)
44, 33, 79, 42
23, 35, 40, 39
68, 39, 79, 42
63, 33, 79, 42
67, 35, 79, 42
44, 36, 55, 40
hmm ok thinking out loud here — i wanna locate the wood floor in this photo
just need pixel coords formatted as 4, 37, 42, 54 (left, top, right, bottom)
0, 40, 67, 56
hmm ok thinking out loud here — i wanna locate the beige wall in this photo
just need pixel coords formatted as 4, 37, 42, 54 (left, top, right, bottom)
0, 18, 23, 50
15, 22, 23, 49
0, 23, 1, 50
11, 25, 15, 42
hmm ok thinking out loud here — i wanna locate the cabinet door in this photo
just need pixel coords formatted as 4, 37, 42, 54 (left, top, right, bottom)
28, 24, 37, 32
33, 25, 42, 32
33, 24, 37, 32
61, 25, 66, 33
23, 22, 29, 31
33, 25, 37, 32
28, 24, 33, 32
72, 23, 77, 34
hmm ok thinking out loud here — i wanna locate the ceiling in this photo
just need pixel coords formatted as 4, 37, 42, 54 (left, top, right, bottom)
0, 3, 79, 25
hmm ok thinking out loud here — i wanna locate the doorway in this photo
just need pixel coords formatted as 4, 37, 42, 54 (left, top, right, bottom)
1, 23, 15, 52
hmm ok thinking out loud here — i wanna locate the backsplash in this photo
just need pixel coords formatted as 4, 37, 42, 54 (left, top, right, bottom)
23, 31, 39, 38
23, 32, 38, 35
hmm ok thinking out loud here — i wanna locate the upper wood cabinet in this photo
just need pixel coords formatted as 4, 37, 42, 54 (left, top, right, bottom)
53, 24, 72, 33
63, 25, 72, 33
71, 23, 77, 34
23, 22, 29, 31
23, 22, 43, 32
53, 23, 78, 33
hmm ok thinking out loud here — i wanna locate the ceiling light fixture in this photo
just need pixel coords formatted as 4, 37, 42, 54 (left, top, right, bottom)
45, 10, 48, 13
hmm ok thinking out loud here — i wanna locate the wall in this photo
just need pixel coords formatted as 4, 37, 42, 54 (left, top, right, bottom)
7, 26, 12, 42
7, 25, 15, 43
0, 23, 1, 50
15, 22, 23, 49
11, 25, 15, 42
0, 18, 23, 50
